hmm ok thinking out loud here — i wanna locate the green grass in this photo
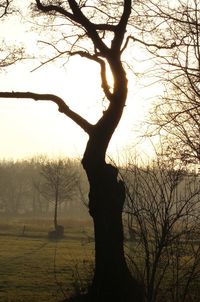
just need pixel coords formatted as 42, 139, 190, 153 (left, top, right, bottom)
0, 218, 94, 302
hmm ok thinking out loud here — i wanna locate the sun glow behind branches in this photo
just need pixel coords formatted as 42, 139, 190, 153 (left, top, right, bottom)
0, 53, 160, 161
0, 4, 163, 162
0, 58, 100, 159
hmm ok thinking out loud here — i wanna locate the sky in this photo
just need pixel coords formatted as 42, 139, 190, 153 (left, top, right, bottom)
0, 3, 162, 162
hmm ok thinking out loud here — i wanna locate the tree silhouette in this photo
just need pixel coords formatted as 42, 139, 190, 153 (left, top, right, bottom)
0, 1, 143, 301
132, 0, 200, 167
0, 0, 24, 67
38, 157, 78, 237
0, 1, 11, 18
123, 155, 200, 302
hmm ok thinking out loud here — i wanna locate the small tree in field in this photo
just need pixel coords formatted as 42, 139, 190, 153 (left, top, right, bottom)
38, 158, 78, 238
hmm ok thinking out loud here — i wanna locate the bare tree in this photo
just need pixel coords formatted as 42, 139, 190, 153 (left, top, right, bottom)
123, 155, 200, 302
129, 0, 200, 166
0, 0, 25, 67
38, 157, 78, 238
0, 1, 144, 301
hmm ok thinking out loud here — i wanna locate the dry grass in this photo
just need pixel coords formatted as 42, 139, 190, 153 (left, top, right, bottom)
0, 217, 94, 302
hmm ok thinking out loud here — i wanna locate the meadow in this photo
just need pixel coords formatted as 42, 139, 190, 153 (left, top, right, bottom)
0, 217, 94, 302
1, 216, 200, 302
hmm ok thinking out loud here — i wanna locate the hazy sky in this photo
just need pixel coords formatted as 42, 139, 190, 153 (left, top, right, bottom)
0, 4, 162, 161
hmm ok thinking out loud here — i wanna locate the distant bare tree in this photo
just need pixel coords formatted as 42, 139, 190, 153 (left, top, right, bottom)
38, 157, 78, 237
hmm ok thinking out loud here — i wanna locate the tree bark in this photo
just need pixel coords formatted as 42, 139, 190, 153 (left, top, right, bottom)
82, 152, 143, 302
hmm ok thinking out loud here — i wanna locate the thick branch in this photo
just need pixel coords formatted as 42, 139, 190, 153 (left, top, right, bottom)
36, 0, 116, 32
0, 0, 10, 17
111, 0, 132, 52
35, 0, 74, 20
68, 0, 110, 55
0, 92, 92, 134
36, 0, 109, 56
69, 51, 112, 100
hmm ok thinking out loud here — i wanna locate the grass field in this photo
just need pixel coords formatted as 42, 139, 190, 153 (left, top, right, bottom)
2, 217, 200, 302
0, 217, 94, 302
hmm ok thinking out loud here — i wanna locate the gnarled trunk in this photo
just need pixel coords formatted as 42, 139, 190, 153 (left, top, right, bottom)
82, 156, 143, 302
79, 53, 144, 301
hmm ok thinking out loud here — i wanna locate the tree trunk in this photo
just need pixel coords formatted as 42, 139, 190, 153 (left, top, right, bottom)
80, 54, 144, 300
54, 191, 58, 230
82, 159, 143, 302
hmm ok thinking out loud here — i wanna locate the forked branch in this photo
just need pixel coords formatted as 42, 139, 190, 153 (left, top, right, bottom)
68, 51, 112, 100
0, 0, 10, 18
35, 0, 109, 56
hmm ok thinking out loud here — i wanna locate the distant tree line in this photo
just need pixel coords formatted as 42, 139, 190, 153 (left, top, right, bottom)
0, 156, 88, 220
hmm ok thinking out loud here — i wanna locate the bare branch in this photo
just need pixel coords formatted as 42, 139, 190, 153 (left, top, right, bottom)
35, 0, 109, 56
111, 0, 132, 52
0, 0, 11, 18
68, 50, 112, 100
0, 91, 93, 134
35, 0, 74, 20
126, 35, 178, 50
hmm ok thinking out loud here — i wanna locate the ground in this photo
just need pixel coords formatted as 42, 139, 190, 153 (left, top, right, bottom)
0, 217, 94, 302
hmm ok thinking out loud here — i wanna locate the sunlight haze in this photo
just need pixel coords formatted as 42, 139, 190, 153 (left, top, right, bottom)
0, 5, 161, 162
